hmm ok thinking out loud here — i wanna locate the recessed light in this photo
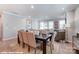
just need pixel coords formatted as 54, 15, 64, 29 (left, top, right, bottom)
62, 8, 64, 10
31, 5, 34, 9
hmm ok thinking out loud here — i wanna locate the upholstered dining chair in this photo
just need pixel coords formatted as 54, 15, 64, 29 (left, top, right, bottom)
27, 32, 42, 54
21, 31, 29, 48
18, 30, 24, 48
50, 31, 57, 53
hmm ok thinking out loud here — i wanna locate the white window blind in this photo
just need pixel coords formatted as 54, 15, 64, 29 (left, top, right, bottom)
48, 21, 54, 29
59, 20, 65, 29
40, 21, 48, 29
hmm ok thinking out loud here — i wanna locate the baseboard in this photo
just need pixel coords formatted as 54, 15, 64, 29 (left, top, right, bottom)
65, 40, 72, 44
3, 36, 16, 41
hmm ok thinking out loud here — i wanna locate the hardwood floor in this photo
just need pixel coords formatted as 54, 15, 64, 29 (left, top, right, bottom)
0, 38, 75, 54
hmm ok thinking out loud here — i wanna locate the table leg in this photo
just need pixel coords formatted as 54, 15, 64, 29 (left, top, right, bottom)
43, 40, 46, 54
23, 43, 25, 48
50, 36, 52, 41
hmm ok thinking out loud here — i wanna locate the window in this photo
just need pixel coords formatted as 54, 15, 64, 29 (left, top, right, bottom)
39, 21, 54, 29
59, 20, 65, 29
40, 21, 48, 29
48, 21, 54, 29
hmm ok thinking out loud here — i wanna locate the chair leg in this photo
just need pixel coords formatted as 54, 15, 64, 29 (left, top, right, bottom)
50, 44, 52, 53
52, 44, 54, 50
41, 43, 43, 50
22, 43, 25, 48
50, 43, 54, 54
34, 48, 36, 54
28, 46, 30, 52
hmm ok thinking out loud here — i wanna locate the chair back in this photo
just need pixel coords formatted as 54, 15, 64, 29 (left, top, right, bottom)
51, 31, 57, 42
21, 31, 29, 45
33, 30, 39, 35
40, 29, 48, 34
27, 32, 36, 48
18, 30, 24, 42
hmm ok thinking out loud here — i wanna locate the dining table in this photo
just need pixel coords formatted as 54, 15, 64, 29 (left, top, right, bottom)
35, 34, 52, 54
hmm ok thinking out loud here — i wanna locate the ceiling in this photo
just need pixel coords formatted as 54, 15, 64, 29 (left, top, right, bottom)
0, 4, 79, 19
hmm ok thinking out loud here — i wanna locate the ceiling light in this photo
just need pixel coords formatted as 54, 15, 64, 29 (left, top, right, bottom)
62, 8, 65, 10
31, 5, 34, 9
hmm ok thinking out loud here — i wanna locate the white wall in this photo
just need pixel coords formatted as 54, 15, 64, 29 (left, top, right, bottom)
0, 14, 2, 40
66, 11, 75, 42
2, 11, 26, 40
74, 7, 79, 33
66, 6, 79, 42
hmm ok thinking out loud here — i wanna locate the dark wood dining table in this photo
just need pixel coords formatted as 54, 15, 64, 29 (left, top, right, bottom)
35, 34, 52, 54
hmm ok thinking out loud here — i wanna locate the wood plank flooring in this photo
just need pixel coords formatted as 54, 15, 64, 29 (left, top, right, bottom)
0, 38, 75, 54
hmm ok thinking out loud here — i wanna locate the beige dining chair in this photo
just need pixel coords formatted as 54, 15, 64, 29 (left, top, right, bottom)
50, 31, 57, 53
18, 30, 24, 48
21, 31, 29, 48
27, 32, 42, 54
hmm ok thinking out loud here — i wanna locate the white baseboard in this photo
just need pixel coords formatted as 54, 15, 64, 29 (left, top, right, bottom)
3, 36, 16, 41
